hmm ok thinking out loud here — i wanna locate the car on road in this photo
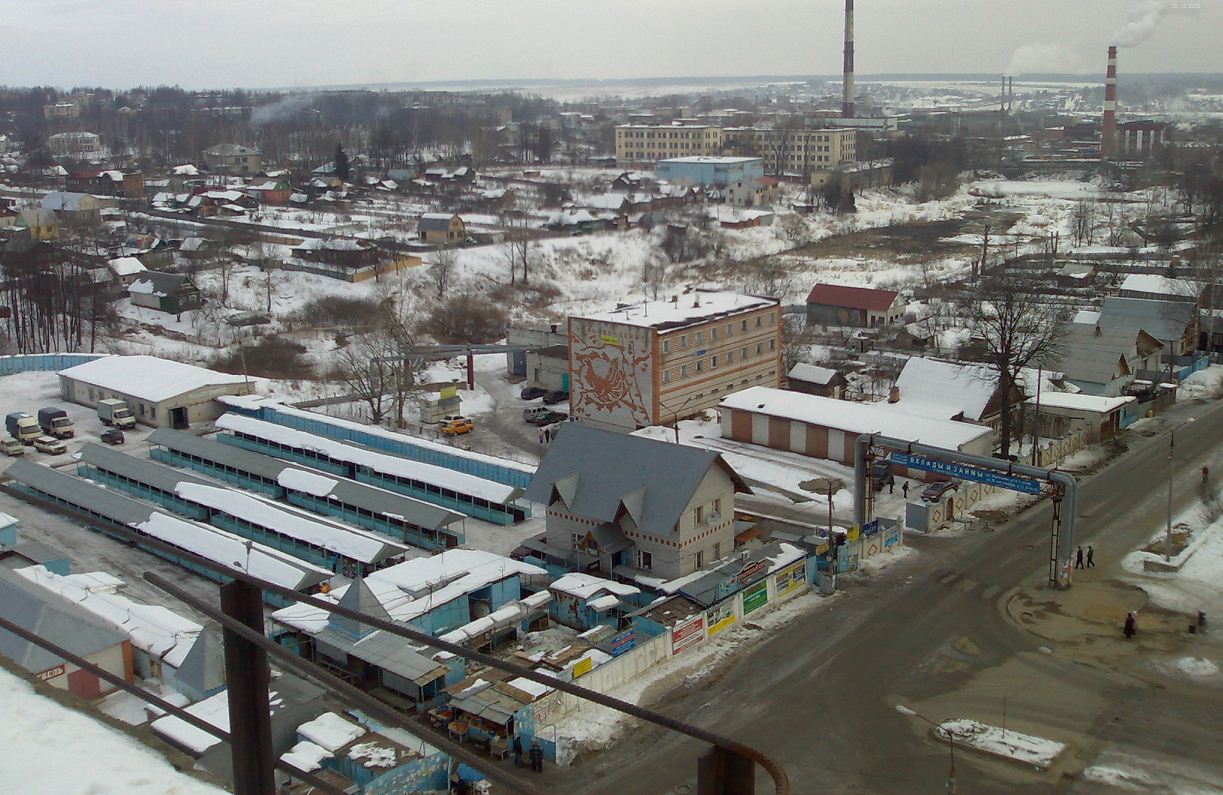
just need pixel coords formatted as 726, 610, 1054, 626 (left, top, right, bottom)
542, 390, 569, 405
921, 480, 958, 502
523, 406, 552, 423
1, 438, 25, 457
441, 418, 474, 436
527, 410, 568, 426
33, 435, 67, 455
520, 386, 548, 401
100, 428, 125, 445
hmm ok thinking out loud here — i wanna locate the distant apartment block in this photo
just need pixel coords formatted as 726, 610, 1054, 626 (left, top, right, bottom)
46, 131, 102, 160
201, 143, 262, 175
615, 124, 724, 162
568, 291, 782, 433
723, 127, 856, 177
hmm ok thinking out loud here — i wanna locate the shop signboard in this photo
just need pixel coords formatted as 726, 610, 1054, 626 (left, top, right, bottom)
706, 601, 737, 637
573, 656, 594, 678
773, 561, 805, 596
671, 614, 706, 655
743, 580, 769, 615
611, 629, 636, 657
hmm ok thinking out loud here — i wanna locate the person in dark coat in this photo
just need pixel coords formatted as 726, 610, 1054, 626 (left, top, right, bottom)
888, 478, 895, 494
512, 735, 524, 767
1086, 546, 1095, 568
1075, 546, 1084, 569
1124, 611, 1137, 639
902, 481, 910, 499
529, 740, 544, 772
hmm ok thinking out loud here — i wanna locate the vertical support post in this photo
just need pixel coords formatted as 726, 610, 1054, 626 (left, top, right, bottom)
853, 434, 869, 531
220, 580, 275, 795
697, 745, 755, 795
1048, 496, 1063, 588
466, 351, 475, 391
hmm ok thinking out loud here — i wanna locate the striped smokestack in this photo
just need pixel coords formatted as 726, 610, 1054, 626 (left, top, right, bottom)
843, 0, 855, 118
1102, 45, 1117, 157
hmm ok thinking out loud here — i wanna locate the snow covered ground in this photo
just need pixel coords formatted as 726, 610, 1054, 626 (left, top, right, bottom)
1122, 503, 1223, 619
0, 666, 224, 794
934, 718, 1065, 769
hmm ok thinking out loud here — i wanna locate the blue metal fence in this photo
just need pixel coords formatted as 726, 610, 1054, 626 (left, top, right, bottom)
0, 353, 106, 376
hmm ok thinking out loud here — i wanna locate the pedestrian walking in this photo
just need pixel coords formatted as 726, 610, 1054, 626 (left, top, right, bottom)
902, 481, 909, 499
1086, 545, 1095, 568
512, 735, 523, 767
1124, 611, 1137, 639
888, 478, 894, 494
538, 428, 544, 445
529, 740, 544, 772
1075, 546, 1084, 569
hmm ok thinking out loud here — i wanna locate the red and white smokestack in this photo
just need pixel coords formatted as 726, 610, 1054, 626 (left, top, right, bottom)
1102, 45, 1118, 157
843, 0, 855, 118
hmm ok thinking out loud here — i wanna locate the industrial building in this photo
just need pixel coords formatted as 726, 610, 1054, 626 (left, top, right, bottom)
614, 124, 724, 162
146, 428, 466, 550
58, 355, 254, 428
568, 290, 782, 432
655, 156, 764, 187
722, 127, 857, 178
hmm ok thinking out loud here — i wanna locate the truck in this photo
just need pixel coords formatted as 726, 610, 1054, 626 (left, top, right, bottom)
5, 412, 41, 445
97, 398, 136, 430
37, 407, 75, 439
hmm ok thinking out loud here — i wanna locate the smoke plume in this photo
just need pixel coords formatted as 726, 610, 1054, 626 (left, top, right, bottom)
1114, 0, 1170, 47
1006, 43, 1083, 76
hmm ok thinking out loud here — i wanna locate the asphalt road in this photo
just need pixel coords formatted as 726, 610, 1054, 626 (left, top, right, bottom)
545, 396, 1223, 795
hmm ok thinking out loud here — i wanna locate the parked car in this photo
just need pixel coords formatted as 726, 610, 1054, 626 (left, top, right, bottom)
100, 428, 125, 445
1, 438, 25, 457
921, 480, 958, 502
520, 386, 547, 401
527, 410, 568, 426
33, 435, 67, 455
441, 418, 474, 436
542, 390, 569, 405
522, 405, 552, 423
97, 398, 136, 429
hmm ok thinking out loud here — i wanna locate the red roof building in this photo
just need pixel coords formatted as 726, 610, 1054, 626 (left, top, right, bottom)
806, 283, 906, 328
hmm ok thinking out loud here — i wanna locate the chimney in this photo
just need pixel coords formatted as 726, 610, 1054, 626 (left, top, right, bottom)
1001, 75, 1006, 112
842, 0, 855, 118
1008, 77, 1014, 112
1102, 46, 1118, 158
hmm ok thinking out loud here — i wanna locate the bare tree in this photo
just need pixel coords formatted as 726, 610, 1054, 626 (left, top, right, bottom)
429, 245, 457, 299
964, 272, 1069, 459
502, 213, 531, 285
333, 330, 396, 425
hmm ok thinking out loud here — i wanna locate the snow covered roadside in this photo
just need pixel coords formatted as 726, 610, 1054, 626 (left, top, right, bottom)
0, 666, 224, 793
935, 718, 1065, 769
548, 587, 844, 755
1121, 503, 1223, 617
1179, 365, 1223, 402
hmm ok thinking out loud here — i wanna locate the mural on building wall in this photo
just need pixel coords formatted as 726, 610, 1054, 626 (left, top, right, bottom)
569, 324, 653, 428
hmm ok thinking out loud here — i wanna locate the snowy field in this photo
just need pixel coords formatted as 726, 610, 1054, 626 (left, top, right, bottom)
0, 666, 224, 794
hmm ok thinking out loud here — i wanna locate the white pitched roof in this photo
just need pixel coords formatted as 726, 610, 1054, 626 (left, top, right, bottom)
893, 357, 998, 422
58, 355, 250, 403
1119, 273, 1196, 298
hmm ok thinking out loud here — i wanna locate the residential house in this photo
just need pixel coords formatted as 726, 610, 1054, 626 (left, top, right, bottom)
1055, 322, 1163, 396
1028, 392, 1136, 443
890, 357, 1026, 440
41, 191, 102, 226
786, 363, 847, 398
806, 283, 906, 327
290, 238, 379, 269
202, 143, 262, 175
417, 213, 465, 245
128, 271, 204, 315
106, 256, 147, 286
1117, 273, 1198, 303
18, 208, 60, 241
724, 176, 780, 208
524, 424, 750, 582
1099, 296, 1198, 358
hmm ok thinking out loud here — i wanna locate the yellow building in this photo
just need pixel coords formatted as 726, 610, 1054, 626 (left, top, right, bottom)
723, 127, 857, 177
615, 124, 724, 163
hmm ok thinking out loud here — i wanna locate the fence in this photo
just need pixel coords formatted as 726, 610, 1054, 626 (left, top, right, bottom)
0, 352, 107, 376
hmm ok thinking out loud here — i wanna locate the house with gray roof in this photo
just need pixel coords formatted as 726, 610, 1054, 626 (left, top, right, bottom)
524, 424, 749, 582
1054, 322, 1163, 396
128, 270, 203, 314
0, 567, 133, 698
1099, 296, 1198, 358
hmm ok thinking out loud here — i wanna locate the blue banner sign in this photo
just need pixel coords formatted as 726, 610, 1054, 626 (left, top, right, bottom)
891, 452, 1042, 495
862, 519, 880, 536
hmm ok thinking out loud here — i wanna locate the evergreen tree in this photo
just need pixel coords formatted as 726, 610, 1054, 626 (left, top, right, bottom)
334, 143, 351, 182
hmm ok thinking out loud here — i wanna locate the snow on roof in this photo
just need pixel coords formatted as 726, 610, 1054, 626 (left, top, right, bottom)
587, 594, 622, 612
658, 156, 761, 164
1119, 273, 1196, 298
297, 712, 366, 753
179, 237, 207, 252
277, 468, 340, 497
506, 676, 554, 699
1027, 392, 1135, 412
172, 482, 407, 565
281, 741, 330, 773
787, 363, 840, 385
58, 355, 251, 403
200, 189, 245, 201
893, 358, 999, 422
151, 690, 231, 753
271, 549, 545, 635
549, 572, 640, 600
216, 413, 523, 502
171, 164, 199, 176
575, 291, 777, 331
15, 565, 201, 663
106, 256, 147, 276
719, 387, 992, 450
1073, 309, 1101, 325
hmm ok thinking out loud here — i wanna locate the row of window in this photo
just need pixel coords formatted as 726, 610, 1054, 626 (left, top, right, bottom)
662, 339, 776, 383
661, 313, 775, 353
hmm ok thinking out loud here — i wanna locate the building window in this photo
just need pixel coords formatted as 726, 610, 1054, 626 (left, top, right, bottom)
741, 320, 748, 331
663, 339, 670, 353
694, 505, 705, 525
695, 331, 703, 345
769, 338, 776, 352
756, 316, 762, 328
756, 343, 763, 355
726, 322, 733, 338
571, 532, 582, 550
680, 364, 688, 378
713, 541, 721, 560
727, 350, 734, 364
711, 355, 718, 368
696, 549, 704, 569
711, 327, 718, 340
663, 370, 672, 384
712, 498, 721, 516
680, 334, 688, 348
637, 550, 653, 571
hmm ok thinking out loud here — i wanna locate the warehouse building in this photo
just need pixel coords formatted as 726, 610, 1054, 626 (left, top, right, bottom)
58, 355, 254, 428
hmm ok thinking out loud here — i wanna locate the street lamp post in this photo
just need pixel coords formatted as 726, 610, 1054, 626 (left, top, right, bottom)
896, 704, 957, 794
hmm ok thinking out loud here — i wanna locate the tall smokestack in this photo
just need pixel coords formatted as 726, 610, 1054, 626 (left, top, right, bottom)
842, 0, 855, 118
1008, 77, 1013, 112
1102, 45, 1117, 158
1000, 75, 1006, 112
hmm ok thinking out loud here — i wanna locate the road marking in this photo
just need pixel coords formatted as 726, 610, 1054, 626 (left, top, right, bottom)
981, 584, 1001, 600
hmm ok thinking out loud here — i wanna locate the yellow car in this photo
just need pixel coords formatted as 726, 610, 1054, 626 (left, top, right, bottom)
441, 418, 474, 436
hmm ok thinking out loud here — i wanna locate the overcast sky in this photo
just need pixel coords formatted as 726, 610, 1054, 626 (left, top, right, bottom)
1, 0, 1219, 90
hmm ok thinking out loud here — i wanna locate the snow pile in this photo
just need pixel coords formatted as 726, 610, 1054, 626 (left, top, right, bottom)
1081, 765, 1155, 790
0, 667, 224, 794
347, 740, 399, 768
1175, 656, 1220, 680
1178, 364, 1223, 402
935, 719, 1065, 769
297, 712, 366, 752
280, 740, 331, 773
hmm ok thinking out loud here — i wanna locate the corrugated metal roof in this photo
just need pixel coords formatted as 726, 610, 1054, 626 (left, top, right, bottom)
1100, 297, 1195, 344
1055, 324, 1142, 385
315, 626, 446, 685
148, 429, 463, 531
806, 283, 899, 311
0, 567, 128, 673
79, 442, 212, 493
8, 458, 155, 526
